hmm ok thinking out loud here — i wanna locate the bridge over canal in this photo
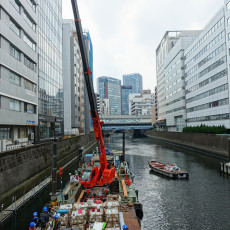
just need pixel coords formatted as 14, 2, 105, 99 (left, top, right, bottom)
100, 115, 153, 131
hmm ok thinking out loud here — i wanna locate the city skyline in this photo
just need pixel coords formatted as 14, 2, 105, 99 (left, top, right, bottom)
62, 0, 221, 91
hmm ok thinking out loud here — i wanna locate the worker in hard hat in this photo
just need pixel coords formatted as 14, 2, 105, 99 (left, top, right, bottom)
29, 222, 36, 230
32, 212, 39, 227
52, 214, 61, 230
74, 173, 79, 184
39, 207, 52, 230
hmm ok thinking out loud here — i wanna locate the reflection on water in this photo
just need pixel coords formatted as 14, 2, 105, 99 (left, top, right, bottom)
105, 134, 230, 230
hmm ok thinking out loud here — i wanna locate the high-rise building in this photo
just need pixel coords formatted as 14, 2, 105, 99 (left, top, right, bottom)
164, 31, 201, 132
121, 86, 132, 115
97, 76, 121, 115
83, 30, 93, 133
62, 20, 85, 136
123, 73, 143, 94
0, 0, 38, 151
185, 7, 229, 128
37, 0, 63, 140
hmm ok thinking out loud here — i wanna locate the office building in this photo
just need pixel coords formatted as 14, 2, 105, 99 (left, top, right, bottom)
156, 32, 181, 124
97, 76, 121, 115
0, 0, 38, 151
123, 73, 143, 94
185, 7, 229, 128
62, 20, 85, 136
164, 31, 201, 131
83, 30, 93, 133
121, 85, 132, 115
154, 86, 158, 121
37, 0, 64, 140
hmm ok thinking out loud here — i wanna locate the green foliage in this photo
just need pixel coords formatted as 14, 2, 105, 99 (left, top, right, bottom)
182, 124, 227, 134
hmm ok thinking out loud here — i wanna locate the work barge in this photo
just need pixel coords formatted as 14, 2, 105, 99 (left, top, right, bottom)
47, 150, 143, 230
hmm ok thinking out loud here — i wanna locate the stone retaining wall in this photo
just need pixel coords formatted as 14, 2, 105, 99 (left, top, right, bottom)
145, 130, 229, 159
0, 133, 95, 205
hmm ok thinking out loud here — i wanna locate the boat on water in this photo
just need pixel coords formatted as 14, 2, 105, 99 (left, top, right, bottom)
148, 160, 189, 179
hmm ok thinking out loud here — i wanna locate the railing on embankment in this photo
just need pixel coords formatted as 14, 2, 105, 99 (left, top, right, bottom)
0, 133, 95, 208
144, 130, 229, 159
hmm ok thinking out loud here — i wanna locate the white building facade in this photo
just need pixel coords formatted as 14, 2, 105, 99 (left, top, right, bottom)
165, 31, 201, 132
184, 8, 230, 128
0, 0, 38, 151
62, 20, 85, 136
156, 32, 181, 123
130, 90, 155, 116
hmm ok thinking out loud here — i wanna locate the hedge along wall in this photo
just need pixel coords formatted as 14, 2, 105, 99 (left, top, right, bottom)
0, 133, 95, 206
144, 130, 229, 159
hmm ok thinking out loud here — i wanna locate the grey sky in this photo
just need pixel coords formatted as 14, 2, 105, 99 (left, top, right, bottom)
62, 0, 222, 92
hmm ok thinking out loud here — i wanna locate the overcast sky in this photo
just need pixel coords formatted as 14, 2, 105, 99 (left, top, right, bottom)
62, 0, 222, 92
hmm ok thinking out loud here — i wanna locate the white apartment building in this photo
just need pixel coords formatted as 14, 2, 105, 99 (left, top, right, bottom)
129, 90, 155, 116
129, 93, 140, 115
63, 20, 85, 136
184, 7, 230, 128
164, 31, 201, 132
97, 94, 110, 116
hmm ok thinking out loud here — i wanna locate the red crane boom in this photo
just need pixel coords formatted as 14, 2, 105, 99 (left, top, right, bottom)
71, 0, 115, 187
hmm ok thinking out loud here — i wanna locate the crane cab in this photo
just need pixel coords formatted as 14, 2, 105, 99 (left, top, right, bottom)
80, 166, 100, 188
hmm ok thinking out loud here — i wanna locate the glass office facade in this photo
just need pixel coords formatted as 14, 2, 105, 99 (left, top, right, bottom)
122, 86, 132, 115
97, 76, 121, 115
37, 0, 63, 139
123, 73, 143, 94
83, 30, 93, 132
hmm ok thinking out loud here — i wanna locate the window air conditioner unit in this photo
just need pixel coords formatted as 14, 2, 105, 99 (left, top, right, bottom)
14, 140, 19, 145
29, 133, 34, 140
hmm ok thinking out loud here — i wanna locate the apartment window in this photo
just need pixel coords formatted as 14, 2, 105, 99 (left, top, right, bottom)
9, 19, 20, 37
10, 72, 21, 86
24, 79, 36, 93
228, 18, 230, 26
23, 33, 36, 51
9, 99, 21, 111
23, 11, 36, 31
24, 103, 36, 114
227, 1, 230, 10
0, 128, 11, 139
10, 45, 20, 61
24, 56, 36, 71
18, 128, 27, 138
11, 0, 20, 13
27, 0, 36, 12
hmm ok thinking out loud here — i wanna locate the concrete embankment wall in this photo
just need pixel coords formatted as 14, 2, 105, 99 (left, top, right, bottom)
144, 130, 229, 159
0, 133, 95, 206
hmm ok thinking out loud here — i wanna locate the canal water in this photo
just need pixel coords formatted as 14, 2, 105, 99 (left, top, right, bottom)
104, 134, 230, 230
2, 134, 230, 229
